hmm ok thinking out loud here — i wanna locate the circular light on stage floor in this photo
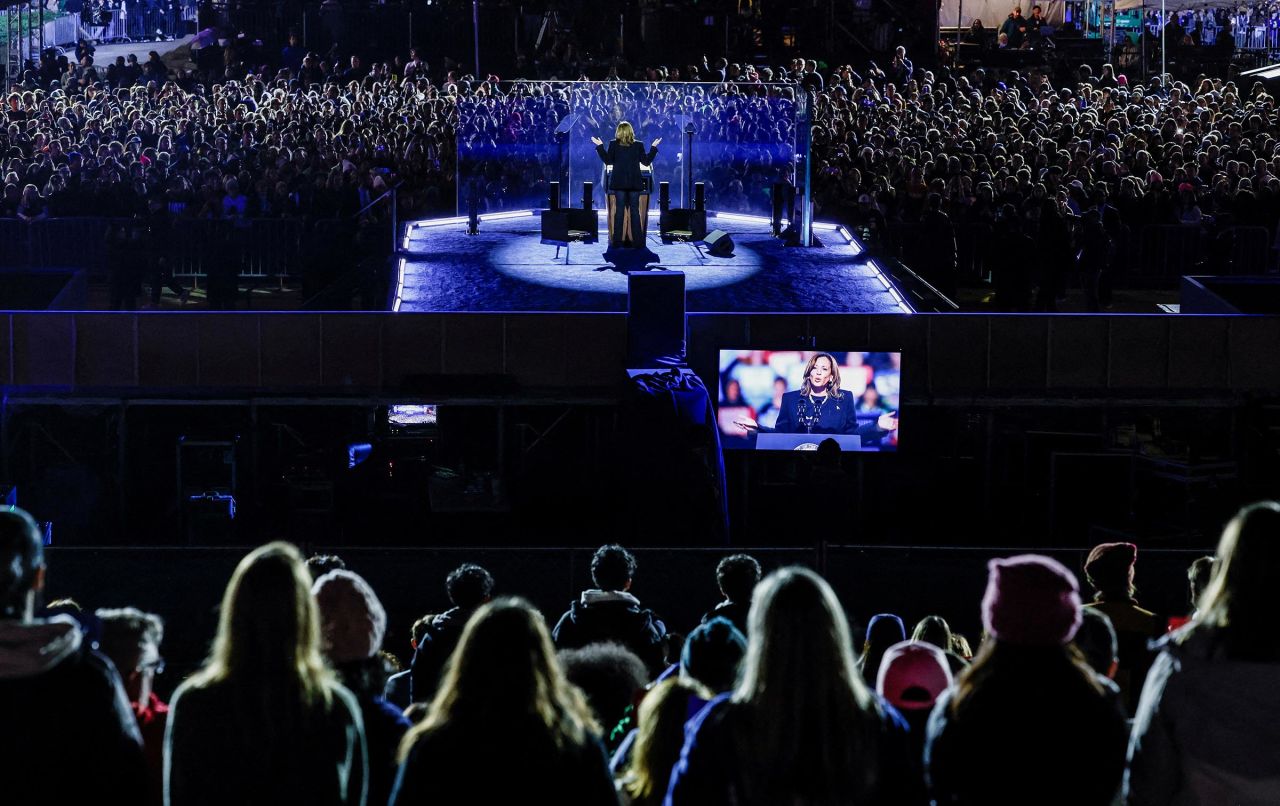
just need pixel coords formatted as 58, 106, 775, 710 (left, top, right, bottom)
487, 229, 765, 292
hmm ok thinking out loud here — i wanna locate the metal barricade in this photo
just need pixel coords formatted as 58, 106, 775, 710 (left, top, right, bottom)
169, 219, 220, 279
1138, 225, 1202, 280
126, 5, 181, 41
0, 218, 31, 268
956, 221, 991, 281
244, 218, 300, 279
29, 217, 126, 276
44, 13, 82, 48
892, 220, 931, 263
76, 8, 128, 44
1225, 225, 1271, 275
1, 216, 302, 281
170, 217, 304, 280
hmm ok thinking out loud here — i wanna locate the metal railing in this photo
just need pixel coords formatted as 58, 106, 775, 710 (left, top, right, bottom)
0, 216, 305, 281
882, 221, 1276, 284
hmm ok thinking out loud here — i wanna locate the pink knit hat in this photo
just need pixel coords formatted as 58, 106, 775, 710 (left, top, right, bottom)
981, 555, 1082, 647
312, 569, 387, 663
876, 640, 954, 711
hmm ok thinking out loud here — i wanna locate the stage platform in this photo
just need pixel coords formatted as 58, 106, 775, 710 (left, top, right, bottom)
394, 211, 911, 314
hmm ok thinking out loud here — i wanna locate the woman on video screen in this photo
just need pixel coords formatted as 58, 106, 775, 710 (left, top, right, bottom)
735, 353, 898, 440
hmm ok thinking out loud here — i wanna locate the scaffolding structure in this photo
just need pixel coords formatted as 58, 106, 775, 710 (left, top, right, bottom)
1100, 0, 1117, 61
4, 0, 45, 90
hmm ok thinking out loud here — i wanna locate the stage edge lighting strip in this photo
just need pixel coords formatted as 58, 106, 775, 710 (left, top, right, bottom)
393, 257, 406, 312
410, 211, 538, 231
870, 260, 913, 314
478, 210, 539, 221
709, 212, 772, 224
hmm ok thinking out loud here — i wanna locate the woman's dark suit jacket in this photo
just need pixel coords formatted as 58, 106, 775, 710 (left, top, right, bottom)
596, 139, 657, 191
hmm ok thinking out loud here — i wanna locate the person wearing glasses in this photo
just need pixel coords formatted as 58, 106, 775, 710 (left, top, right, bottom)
97, 606, 169, 805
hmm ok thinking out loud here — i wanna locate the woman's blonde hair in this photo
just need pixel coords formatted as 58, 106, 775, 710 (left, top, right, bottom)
800, 352, 844, 399
188, 541, 335, 721
1187, 501, 1280, 658
615, 120, 635, 146
624, 678, 712, 803
398, 598, 597, 764
730, 567, 880, 801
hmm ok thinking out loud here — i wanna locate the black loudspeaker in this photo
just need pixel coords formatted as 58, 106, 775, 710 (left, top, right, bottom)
581, 181, 593, 209
694, 182, 705, 211
548, 182, 560, 211
703, 229, 733, 257
659, 209, 707, 241
658, 181, 670, 212
627, 270, 686, 365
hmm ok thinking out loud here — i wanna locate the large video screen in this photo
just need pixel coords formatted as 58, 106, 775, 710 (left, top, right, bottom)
388, 404, 438, 428
717, 350, 901, 452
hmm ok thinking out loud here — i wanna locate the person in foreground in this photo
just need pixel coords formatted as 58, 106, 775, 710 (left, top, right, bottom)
390, 598, 619, 805
924, 554, 1128, 805
164, 542, 367, 806
593, 121, 659, 247
666, 566, 923, 805
0, 507, 147, 804
1126, 501, 1280, 805
735, 353, 898, 441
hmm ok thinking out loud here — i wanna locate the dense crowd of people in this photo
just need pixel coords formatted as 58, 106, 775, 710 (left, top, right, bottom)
2, 499, 1277, 804
0, 21, 1277, 311
0, 38, 452, 225
810, 54, 1280, 307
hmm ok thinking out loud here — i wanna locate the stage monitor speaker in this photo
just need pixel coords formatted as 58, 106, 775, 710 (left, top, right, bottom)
627, 270, 686, 365
694, 182, 705, 211
541, 208, 598, 243
703, 230, 734, 257
659, 181, 670, 212
548, 181, 560, 210
581, 181, 593, 209
659, 209, 707, 241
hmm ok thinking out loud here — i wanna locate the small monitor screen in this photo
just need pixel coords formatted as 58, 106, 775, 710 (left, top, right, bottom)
716, 350, 900, 452
388, 404, 439, 428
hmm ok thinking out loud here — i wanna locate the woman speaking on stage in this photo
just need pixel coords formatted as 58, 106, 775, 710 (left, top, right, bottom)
592, 121, 660, 247
736, 353, 899, 439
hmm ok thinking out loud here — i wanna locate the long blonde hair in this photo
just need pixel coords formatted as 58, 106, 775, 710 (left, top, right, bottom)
615, 120, 636, 146
730, 567, 880, 801
1187, 501, 1280, 659
398, 598, 597, 764
624, 678, 712, 803
800, 352, 844, 399
188, 541, 335, 714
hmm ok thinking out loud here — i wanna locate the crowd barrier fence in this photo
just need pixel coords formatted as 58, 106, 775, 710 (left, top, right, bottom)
885, 220, 1276, 283
0, 216, 305, 281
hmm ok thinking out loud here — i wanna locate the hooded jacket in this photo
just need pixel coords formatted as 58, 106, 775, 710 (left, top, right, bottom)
1126, 628, 1280, 805
552, 590, 667, 673
0, 615, 147, 805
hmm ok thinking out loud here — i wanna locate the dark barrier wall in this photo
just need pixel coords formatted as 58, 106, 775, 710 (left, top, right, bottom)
2, 312, 1279, 397
45, 544, 1206, 699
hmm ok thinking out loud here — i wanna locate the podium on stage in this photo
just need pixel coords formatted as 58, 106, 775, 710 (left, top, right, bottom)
604, 164, 653, 246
